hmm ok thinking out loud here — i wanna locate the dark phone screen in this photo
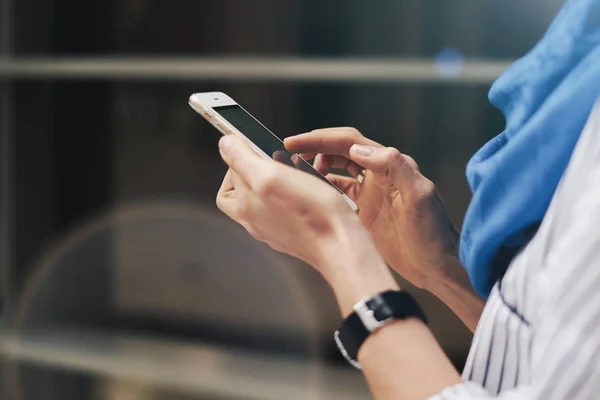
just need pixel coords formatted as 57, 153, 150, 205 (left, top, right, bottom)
214, 105, 343, 194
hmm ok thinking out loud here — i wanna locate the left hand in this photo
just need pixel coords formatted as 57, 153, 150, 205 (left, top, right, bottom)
216, 134, 374, 282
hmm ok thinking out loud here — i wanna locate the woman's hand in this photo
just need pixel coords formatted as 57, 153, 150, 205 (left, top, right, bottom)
285, 128, 484, 331
216, 135, 463, 400
284, 128, 459, 289
215, 134, 394, 294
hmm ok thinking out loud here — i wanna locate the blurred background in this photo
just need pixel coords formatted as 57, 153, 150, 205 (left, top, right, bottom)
0, 1, 564, 399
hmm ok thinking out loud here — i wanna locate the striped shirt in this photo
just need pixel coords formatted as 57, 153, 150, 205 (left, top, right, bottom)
430, 99, 600, 399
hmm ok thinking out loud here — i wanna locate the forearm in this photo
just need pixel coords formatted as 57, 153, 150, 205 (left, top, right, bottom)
319, 228, 461, 400
358, 318, 462, 400
423, 257, 485, 333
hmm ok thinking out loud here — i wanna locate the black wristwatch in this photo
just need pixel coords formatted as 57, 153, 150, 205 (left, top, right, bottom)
334, 290, 427, 369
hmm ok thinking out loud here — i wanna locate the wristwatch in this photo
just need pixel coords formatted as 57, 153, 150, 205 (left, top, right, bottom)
334, 290, 427, 369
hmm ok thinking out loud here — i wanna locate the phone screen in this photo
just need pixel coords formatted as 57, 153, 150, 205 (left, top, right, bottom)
214, 105, 344, 194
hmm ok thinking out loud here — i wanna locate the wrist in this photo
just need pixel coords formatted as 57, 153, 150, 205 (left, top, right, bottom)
419, 255, 484, 332
316, 216, 399, 317
421, 255, 471, 295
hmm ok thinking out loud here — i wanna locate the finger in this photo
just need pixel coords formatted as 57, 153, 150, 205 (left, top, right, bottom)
300, 153, 316, 161
219, 169, 234, 193
272, 150, 296, 168
313, 154, 364, 178
217, 169, 248, 199
313, 154, 333, 175
216, 169, 245, 219
219, 135, 268, 188
349, 145, 423, 196
322, 155, 364, 177
216, 191, 238, 219
325, 173, 357, 194
284, 128, 382, 157
230, 168, 248, 189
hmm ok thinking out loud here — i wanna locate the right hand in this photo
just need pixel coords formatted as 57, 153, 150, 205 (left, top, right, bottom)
284, 128, 462, 290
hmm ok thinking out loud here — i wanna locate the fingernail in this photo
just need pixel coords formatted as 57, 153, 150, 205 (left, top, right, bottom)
219, 135, 234, 153
283, 136, 298, 145
351, 144, 374, 157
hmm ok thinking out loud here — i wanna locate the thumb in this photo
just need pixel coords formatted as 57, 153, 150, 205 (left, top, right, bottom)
219, 135, 265, 187
349, 145, 422, 195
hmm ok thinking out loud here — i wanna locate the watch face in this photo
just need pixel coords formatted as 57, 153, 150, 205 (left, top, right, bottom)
365, 296, 394, 322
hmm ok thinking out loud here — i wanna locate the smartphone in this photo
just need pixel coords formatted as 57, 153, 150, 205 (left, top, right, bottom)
189, 92, 359, 212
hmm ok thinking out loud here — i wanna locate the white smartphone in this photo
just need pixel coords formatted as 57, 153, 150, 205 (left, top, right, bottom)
189, 92, 359, 212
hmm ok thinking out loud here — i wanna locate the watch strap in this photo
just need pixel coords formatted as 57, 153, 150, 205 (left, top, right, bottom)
336, 291, 427, 364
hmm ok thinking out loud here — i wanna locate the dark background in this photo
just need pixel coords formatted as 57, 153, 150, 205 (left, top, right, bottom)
0, 1, 565, 399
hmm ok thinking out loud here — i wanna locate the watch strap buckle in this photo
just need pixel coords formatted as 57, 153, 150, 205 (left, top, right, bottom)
334, 330, 361, 370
